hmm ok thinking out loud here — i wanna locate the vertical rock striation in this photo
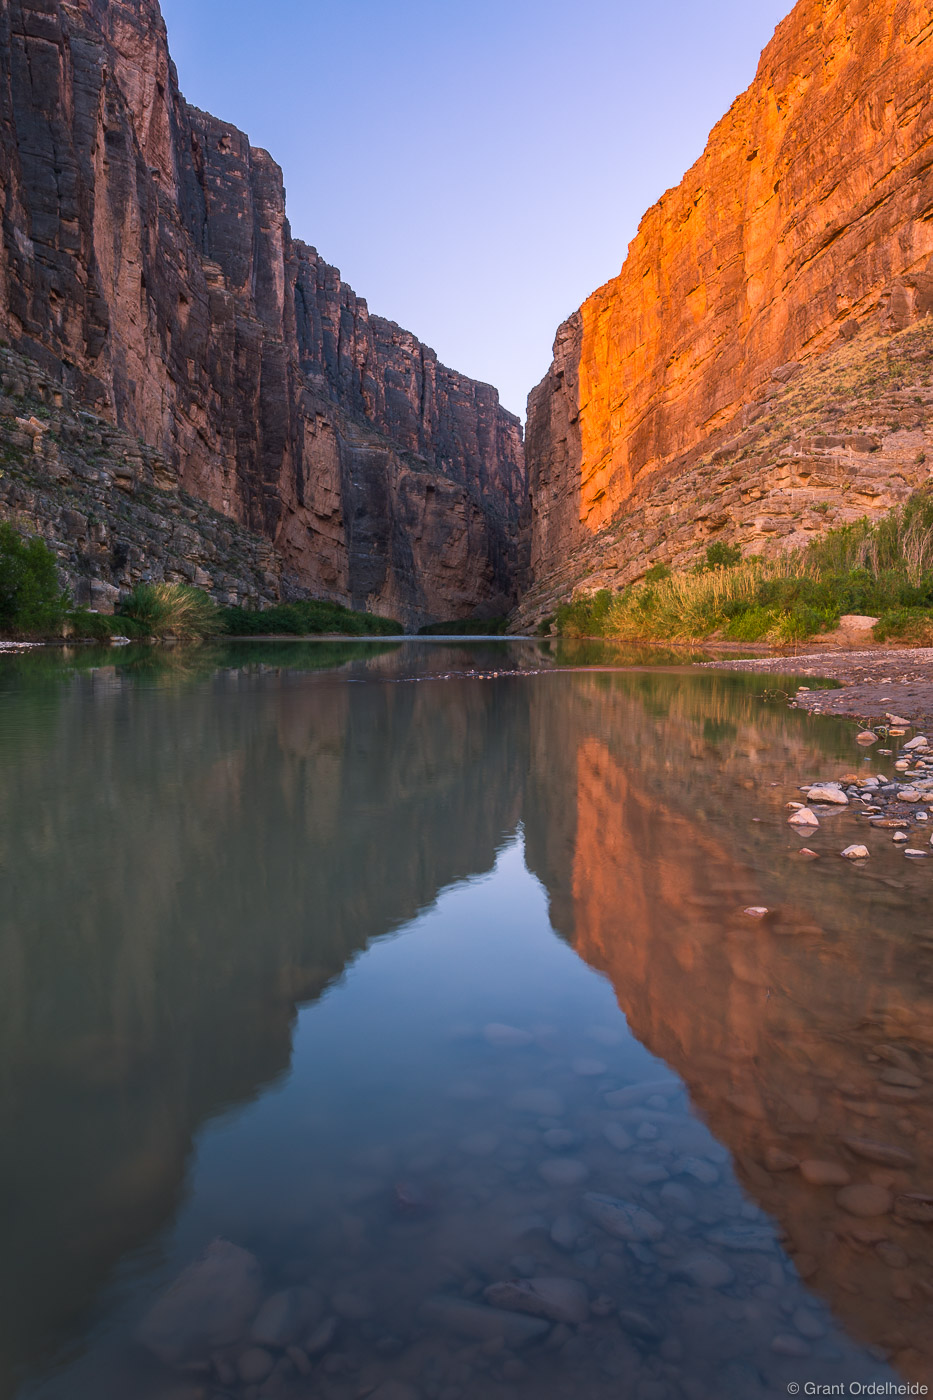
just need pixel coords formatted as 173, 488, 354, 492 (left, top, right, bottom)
525, 0, 933, 602
0, 0, 526, 626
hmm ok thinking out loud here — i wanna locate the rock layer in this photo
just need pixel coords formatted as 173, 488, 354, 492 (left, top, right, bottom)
0, 0, 526, 627
525, 0, 933, 610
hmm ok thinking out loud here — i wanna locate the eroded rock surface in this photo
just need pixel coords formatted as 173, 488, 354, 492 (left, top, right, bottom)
0, 0, 526, 626
522, 0, 933, 625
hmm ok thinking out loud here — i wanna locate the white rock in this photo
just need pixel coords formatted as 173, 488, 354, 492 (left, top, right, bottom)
904, 736, 929, 750
572, 1056, 608, 1077
788, 808, 819, 828
841, 845, 870, 860
894, 832, 909, 843
905, 848, 929, 858
807, 784, 848, 805
743, 907, 769, 918
136, 1240, 262, 1366
856, 731, 879, 745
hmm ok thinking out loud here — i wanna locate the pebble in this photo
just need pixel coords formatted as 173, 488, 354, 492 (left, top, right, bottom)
705, 1224, 775, 1252
841, 1137, 915, 1167
604, 1079, 679, 1109
550, 1213, 584, 1252
237, 1348, 275, 1384
893, 1193, 933, 1223
743, 906, 769, 918
250, 1287, 321, 1347
857, 731, 879, 745
484, 1276, 589, 1324
582, 1192, 665, 1241
792, 1308, 826, 1339
135, 1239, 263, 1367
672, 1252, 735, 1289
763, 1147, 798, 1172
285, 1345, 312, 1377
541, 1127, 578, 1150
788, 808, 820, 828
304, 1316, 339, 1355
771, 1333, 811, 1358
880, 1067, 923, 1088
603, 1122, 635, 1152
539, 1157, 589, 1187
894, 832, 909, 843
369, 1383, 422, 1400
799, 1159, 851, 1187
629, 1160, 670, 1185
673, 1155, 719, 1186
572, 1057, 608, 1076
483, 1023, 533, 1048
841, 845, 870, 860
905, 848, 928, 858
420, 1295, 549, 1347
836, 1184, 893, 1217
617, 1308, 664, 1341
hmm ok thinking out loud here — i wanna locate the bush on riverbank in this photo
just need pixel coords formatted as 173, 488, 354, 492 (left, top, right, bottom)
418, 616, 508, 635
0, 522, 67, 635
555, 492, 933, 643
118, 583, 218, 640
219, 598, 401, 636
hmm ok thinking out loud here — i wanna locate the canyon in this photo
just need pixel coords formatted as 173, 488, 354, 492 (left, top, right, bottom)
4, 0, 933, 630
0, 0, 526, 628
521, 0, 933, 627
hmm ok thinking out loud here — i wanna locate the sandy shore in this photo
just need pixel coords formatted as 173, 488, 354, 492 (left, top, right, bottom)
703, 647, 933, 727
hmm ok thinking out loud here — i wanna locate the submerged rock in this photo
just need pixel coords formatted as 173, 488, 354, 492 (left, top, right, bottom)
672, 1252, 735, 1289
136, 1239, 262, 1366
484, 1276, 589, 1324
250, 1287, 322, 1347
582, 1192, 665, 1241
420, 1294, 550, 1346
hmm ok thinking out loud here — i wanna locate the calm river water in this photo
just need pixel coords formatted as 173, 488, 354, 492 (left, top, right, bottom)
2, 640, 932, 1400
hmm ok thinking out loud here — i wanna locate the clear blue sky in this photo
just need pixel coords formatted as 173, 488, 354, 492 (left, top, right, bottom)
159, 0, 792, 417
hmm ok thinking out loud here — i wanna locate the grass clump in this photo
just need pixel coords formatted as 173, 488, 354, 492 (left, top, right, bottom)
118, 583, 218, 640
219, 598, 400, 637
0, 522, 67, 635
554, 490, 933, 645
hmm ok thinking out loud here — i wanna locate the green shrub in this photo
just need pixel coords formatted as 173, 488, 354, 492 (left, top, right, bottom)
554, 589, 616, 638
644, 562, 672, 582
219, 598, 400, 637
0, 522, 67, 635
873, 608, 933, 645
704, 541, 743, 569
119, 583, 218, 639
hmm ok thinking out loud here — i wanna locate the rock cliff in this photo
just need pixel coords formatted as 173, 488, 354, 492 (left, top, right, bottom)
523, 0, 933, 622
0, 0, 526, 627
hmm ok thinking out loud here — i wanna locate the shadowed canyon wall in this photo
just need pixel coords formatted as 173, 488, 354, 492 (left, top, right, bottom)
0, 0, 526, 626
524, 0, 933, 614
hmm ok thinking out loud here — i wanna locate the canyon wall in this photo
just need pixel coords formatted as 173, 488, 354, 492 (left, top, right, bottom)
524, 0, 933, 615
0, 0, 526, 626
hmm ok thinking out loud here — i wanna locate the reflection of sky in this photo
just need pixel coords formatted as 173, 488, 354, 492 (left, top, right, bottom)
157, 0, 791, 417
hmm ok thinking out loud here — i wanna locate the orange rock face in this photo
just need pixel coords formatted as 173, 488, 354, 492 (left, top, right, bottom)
526, 0, 933, 585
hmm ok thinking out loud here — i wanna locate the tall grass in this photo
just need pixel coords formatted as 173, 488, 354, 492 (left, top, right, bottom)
119, 583, 218, 640
555, 493, 933, 645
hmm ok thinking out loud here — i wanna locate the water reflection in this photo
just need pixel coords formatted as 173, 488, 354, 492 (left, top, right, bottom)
0, 643, 930, 1399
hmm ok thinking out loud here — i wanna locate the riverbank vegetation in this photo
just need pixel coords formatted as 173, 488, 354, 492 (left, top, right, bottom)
555, 492, 933, 645
0, 522, 402, 640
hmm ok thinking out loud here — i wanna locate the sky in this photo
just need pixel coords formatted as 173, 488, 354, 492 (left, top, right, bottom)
158, 0, 793, 418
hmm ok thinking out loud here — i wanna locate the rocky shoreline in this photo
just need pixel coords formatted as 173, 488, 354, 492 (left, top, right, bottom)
702, 648, 933, 729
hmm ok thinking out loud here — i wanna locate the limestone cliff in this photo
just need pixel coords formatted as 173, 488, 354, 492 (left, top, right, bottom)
523, 0, 933, 622
0, 0, 526, 627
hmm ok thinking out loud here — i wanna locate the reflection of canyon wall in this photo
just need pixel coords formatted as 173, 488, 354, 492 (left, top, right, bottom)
523, 675, 933, 1383
0, 656, 526, 1390
0, 0, 526, 625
